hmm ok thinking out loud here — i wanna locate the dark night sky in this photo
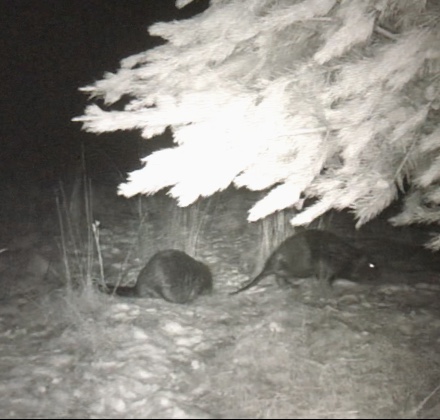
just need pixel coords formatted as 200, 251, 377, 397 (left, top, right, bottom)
0, 0, 209, 186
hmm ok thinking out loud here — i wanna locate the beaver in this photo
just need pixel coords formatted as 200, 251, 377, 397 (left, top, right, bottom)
230, 229, 379, 295
105, 249, 213, 304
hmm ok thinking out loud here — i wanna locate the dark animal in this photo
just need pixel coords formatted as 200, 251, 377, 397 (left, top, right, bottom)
106, 249, 213, 304
230, 229, 379, 295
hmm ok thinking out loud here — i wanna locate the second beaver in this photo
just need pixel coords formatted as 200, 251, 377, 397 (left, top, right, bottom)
230, 229, 379, 295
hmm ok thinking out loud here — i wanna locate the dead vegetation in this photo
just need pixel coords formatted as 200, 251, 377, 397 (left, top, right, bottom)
1, 186, 440, 418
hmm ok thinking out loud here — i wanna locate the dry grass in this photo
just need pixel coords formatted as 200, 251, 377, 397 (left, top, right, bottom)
47, 185, 440, 418
137, 192, 217, 260
56, 174, 106, 291
199, 289, 440, 419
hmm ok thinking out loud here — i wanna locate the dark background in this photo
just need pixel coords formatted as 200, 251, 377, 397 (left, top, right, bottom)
0, 0, 209, 189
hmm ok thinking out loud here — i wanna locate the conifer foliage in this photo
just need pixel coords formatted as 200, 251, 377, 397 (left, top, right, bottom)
74, 0, 440, 236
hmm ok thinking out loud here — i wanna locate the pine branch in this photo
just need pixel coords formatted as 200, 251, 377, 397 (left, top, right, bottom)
74, 0, 440, 229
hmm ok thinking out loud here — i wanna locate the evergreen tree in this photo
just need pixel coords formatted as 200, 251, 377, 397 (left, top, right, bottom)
74, 0, 440, 245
